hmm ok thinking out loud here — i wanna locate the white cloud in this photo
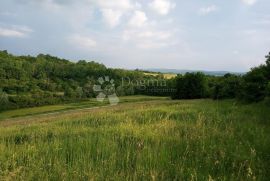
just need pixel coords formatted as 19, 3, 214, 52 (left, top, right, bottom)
101, 9, 123, 28
128, 10, 148, 27
123, 28, 174, 49
137, 31, 171, 40
97, 0, 136, 27
199, 5, 218, 15
0, 25, 33, 38
241, 0, 257, 5
135, 2, 142, 9
0, 28, 25, 38
149, 0, 175, 15
97, 0, 134, 11
68, 34, 97, 49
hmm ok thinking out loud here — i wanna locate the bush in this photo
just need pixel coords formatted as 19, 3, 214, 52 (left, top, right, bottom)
116, 86, 126, 96
9, 95, 34, 108
83, 83, 94, 98
75, 87, 83, 99
267, 82, 270, 96
212, 74, 241, 99
172, 72, 208, 99
240, 67, 268, 102
0, 89, 9, 111
64, 87, 76, 98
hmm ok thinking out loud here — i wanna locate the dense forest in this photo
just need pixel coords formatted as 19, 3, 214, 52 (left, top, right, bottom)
0, 50, 269, 111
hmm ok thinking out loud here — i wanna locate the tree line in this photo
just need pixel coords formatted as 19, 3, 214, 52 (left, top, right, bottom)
0, 50, 269, 111
172, 52, 270, 102
0, 50, 170, 110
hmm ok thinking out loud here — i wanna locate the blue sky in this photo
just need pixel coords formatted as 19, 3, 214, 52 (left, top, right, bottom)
0, 0, 269, 72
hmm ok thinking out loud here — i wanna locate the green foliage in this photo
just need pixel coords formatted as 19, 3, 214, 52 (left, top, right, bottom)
211, 74, 242, 99
173, 72, 207, 99
116, 86, 126, 96
240, 59, 269, 102
1, 50, 270, 108
0, 50, 154, 110
241, 72, 266, 101
267, 82, 270, 96
266, 52, 270, 67
64, 87, 76, 98
0, 89, 9, 110
82, 83, 94, 98
75, 87, 83, 99
116, 85, 135, 96
209, 52, 270, 102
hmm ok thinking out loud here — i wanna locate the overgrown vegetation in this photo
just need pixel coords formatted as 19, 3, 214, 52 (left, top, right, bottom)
0, 50, 172, 110
0, 99, 269, 180
1, 50, 269, 111
173, 52, 270, 102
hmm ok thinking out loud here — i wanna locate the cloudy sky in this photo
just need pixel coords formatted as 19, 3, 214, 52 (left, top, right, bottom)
0, 0, 269, 72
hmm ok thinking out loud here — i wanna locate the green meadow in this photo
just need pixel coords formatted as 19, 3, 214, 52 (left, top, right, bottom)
0, 96, 167, 120
0, 98, 269, 180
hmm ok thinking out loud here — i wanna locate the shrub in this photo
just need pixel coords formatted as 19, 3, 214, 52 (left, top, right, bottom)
212, 74, 241, 99
173, 73, 208, 99
0, 89, 9, 111
267, 82, 270, 96
240, 66, 268, 102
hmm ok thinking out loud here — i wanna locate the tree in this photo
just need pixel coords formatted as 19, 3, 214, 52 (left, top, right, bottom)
83, 83, 94, 98
173, 72, 207, 99
125, 85, 135, 96
64, 87, 76, 98
267, 82, 270, 97
240, 66, 267, 102
75, 87, 83, 99
116, 86, 125, 96
212, 74, 241, 99
266, 52, 270, 79
0, 89, 9, 110
266, 52, 270, 66
236, 52, 270, 102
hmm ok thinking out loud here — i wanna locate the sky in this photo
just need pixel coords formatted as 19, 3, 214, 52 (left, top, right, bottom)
0, 0, 270, 72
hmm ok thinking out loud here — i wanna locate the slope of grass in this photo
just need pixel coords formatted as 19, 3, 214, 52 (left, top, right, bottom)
0, 96, 168, 120
0, 99, 269, 180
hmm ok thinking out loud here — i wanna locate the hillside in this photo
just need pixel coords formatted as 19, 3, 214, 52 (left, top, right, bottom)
1, 50, 270, 111
0, 99, 269, 180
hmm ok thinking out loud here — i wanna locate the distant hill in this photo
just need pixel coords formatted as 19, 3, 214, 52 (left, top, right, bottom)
145, 69, 245, 76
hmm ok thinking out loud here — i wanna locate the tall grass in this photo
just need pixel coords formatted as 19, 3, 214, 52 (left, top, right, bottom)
0, 95, 168, 120
0, 99, 269, 180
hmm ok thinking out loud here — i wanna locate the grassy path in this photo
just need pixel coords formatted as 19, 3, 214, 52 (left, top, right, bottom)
0, 98, 170, 127
0, 96, 168, 121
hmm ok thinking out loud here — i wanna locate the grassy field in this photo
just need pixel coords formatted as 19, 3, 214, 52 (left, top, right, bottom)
0, 99, 269, 180
0, 96, 168, 120
144, 72, 177, 79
